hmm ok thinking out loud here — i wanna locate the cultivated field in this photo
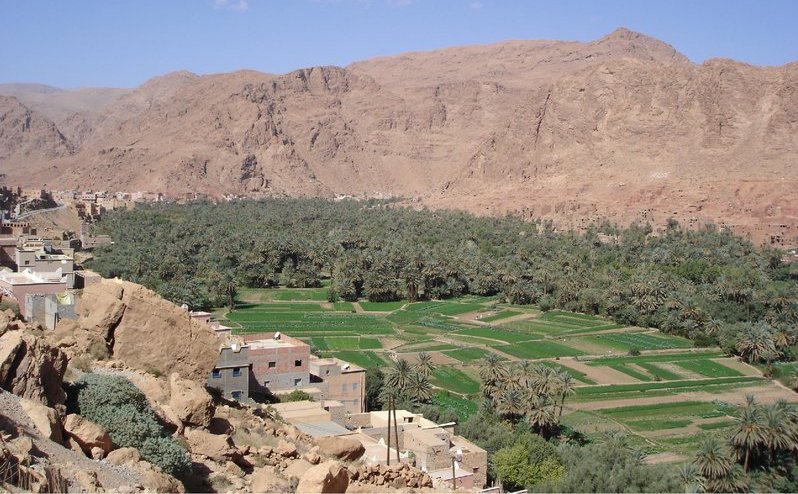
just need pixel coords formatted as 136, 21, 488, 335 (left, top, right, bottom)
218, 287, 798, 460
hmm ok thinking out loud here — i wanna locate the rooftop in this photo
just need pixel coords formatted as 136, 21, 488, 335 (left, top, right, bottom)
243, 332, 308, 349
0, 268, 67, 285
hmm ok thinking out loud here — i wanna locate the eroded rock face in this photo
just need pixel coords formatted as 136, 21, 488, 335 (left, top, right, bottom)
168, 372, 214, 428
296, 461, 350, 494
72, 279, 218, 381
0, 330, 68, 407
183, 427, 239, 461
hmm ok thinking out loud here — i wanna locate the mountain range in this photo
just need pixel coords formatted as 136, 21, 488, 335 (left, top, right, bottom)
1, 28, 796, 243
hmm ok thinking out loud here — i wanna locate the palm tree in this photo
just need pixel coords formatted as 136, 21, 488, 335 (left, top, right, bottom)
495, 388, 525, 422
405, 371, 433, 404
678, 463, 704, 494
517, 360, 534, 387
479, 354, 509, 383
526, 395, 557, 438
729, 395, 764, 472
386, 358, 414, 390
761, 402, 796, 462
736, 324, 776, 364
415, 352, 435, 379
693, 437, 733, 484
555, 372, 576, 420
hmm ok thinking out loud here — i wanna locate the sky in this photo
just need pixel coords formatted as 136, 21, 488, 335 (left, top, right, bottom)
1, 0, 797, 89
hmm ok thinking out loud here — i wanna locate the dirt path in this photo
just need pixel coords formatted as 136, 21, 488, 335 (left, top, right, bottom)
351, 301, 365, 313
645, 452, 687, 464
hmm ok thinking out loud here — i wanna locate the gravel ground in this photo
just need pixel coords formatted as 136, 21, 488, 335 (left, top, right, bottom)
0, 390, 146, 491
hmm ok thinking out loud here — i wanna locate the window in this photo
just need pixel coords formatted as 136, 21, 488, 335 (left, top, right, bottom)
232, 367, 241, 377
352, 382, 358, 390
341, 384, 347, 392
211, 369, 221, 379
268, 361, 276, 368
231, 391, 242, 400
294, 378, 302, 386
294, 360, 302, 367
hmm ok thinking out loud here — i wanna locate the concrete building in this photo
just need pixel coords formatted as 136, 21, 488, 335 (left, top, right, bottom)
309, 357, 366, 414
0, 269, 68, 319
243, 332, 311, 391
24, 292, 76, 330
14, 243, 75, 288
207, 341, 251, 401
350, 410, 487, 489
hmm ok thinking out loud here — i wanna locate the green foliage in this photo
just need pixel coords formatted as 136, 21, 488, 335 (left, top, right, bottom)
556, 436, 681, 492
281, 390, 313, 402
67, 374, 190, 479
365, 368, 384, 412
493, 436, 566, 490
140, 436, 192, 478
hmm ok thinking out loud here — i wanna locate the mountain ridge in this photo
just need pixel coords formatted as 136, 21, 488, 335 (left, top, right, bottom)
1, 28, 796, 243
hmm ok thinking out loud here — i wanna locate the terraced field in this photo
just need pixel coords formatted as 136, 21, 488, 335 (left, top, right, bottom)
218, 286, 788, 460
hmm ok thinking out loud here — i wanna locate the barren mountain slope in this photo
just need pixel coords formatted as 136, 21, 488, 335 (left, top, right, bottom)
0, 95, 72, 165
1, 28, 797, 242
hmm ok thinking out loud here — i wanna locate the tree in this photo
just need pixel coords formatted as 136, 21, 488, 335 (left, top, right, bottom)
693, 437, 734, 492
493, 441, 565, 491
729, 395, 764, 472
416, 352, 435, 379
365, 368, 385, 412
736, 323, 777, 364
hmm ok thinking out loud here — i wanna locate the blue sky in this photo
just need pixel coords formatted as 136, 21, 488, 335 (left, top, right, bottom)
1, 0, 797, 88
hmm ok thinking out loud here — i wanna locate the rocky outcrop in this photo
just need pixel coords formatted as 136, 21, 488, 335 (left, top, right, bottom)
296, 461, 350, 494
62, 413, 112, 457
348, 462, 434, 490
0, 330, 68, 408
183, 427, 239, 462
106, 446, 141, 465
67, 279, 218, 381
168, 372, 214, 428
19, 397, 63, 443
315, 435, 366, 461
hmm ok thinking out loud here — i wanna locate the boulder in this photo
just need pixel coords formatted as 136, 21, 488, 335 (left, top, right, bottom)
296, 461, 350, 494
135, 460, 186, 493
106, 447, 141, 466
0, 330, 68, 407
63, 414, 112, 454
73, 470, 104, 493
168, 373, 214, 428
284, 458, 313, 479
251, 465, 290, 493
316, 436, 365, 461
275, 439, 298, 458
183, 427, 238, 461
77, 281, 126, 339
19, 397, 63, 443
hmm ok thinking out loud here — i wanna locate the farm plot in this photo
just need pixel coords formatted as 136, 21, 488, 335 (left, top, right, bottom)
433, 392, 478, 421
576, 332, 693, 351
674, 359, 743, 378
586, 351, 725, 367
495, 340, 586, 359
572, 376, 764, 402
452, 327, 541, 344
359, 300, 407, 312
538, 361, 597, 385
406, 301, 486, 316
431, 367, 481, 395
311, 337, 383, 351
479, 310, 523, 323
443, 347, 505, 363
596, 401, 736, 433
229, 310, 394, 336
321, 351, 387, 369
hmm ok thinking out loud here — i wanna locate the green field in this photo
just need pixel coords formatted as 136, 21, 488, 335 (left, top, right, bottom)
586, 351, 725, 366
538, 361, 597, 385
452, 327, 541, 344
609, 364, 653, 382
431, 367, 480, 395
433, 391, 478, 421
496, 340, 585, 359
674, 359, 743, 378
573, 376, 763, 402
405, 301, 485, 316
320, 351, 387, 369
637, 362, 685, 380
443, 347, 504, 363
359, 300, 407, 312
576, 332, 693, 351
480, 310, 522, 323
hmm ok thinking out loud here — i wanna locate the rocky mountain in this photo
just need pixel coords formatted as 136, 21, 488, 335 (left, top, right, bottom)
1, 28, 797, 241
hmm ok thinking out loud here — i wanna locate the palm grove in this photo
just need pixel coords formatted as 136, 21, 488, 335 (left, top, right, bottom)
88, 199, 798, 490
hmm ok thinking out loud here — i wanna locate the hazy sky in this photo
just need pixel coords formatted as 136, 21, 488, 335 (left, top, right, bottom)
2, 0, 797, 88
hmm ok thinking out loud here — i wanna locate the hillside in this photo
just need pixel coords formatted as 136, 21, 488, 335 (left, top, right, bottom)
1, 28, 797, 243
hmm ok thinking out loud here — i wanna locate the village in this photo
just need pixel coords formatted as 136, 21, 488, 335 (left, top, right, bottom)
0, 187, 489, 491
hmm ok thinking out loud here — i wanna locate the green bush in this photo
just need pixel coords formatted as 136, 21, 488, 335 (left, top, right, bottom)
67, 374, 191, 479
280, 390, 313, 402
628, 347, 642, 356
140, 436, 191, 478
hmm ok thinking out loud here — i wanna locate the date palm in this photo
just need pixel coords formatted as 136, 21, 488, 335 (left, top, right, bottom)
729, 396, 764, 471
693, 436, 733, 482
415, 352, 435, 379
495, 388, 525, 422
555, 372, 576, 420
736, 324, 776, 364
479, 354, 509, 384
386, 358, 414, 390
405, 371, 433, 404
526, 394, 557, 437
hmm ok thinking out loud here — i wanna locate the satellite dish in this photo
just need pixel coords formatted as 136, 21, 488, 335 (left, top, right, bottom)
231, 343, 239, 352
181, 303, 189, 311
274, 332, 281, 340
